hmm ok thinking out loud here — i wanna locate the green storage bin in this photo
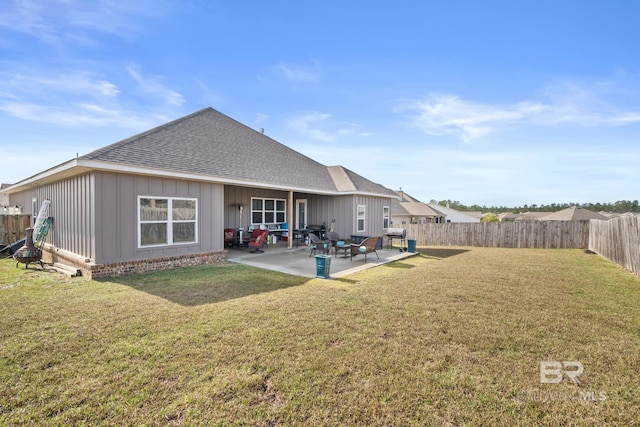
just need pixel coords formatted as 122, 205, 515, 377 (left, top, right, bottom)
315, 254, 332, 279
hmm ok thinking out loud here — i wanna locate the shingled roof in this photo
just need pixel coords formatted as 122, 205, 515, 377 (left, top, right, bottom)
391, 191, 443, 217
539, 206, 610, 221
78, 107, 395, 197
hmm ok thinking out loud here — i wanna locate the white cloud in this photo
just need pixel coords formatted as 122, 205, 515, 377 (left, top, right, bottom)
127, 66, 184, 106
0, 0, 168, 46
1, 72, 119, 98
287, 112, 356, 142
275, 62, 320, 82
0, 101, 168, 129
399, 80, 640, 141
0, 67, 182, 129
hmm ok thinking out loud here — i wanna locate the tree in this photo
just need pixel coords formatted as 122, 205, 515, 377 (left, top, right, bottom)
481, 213, 499, 223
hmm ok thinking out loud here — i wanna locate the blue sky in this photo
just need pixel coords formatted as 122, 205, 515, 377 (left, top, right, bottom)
1, 0, 639, 207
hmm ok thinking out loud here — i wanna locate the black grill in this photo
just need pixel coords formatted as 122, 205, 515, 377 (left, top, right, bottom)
307, 224, 326, 239
383, 228, 406, 249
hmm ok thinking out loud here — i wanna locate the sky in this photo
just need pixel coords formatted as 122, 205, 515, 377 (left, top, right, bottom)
1, 0, 639, 207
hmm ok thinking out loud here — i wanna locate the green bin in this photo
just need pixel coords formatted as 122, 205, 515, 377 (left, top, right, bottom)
315, 254, 332, 279
408, 239, 417, 253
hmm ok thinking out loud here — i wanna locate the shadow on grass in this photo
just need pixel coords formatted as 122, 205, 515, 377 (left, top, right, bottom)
384, 261, 416, 270
96, 263, 310, 307
417, 248, 470, 260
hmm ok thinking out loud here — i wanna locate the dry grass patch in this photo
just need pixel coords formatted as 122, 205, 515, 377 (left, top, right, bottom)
1, 248, 639, 425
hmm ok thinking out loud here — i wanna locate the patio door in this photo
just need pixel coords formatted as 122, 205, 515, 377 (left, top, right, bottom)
295, 199, 307, 230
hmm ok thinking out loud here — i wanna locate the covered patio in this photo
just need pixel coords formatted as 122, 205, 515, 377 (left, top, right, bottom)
226, 242, 417, 278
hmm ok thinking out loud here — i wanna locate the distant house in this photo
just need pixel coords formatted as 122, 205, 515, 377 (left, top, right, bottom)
3, 107, 396, 278
539, 206, 610, 221
515, 211, 554, 221
498, 212, 521, 222
426, 203, 481, 223
390, 191, 445, 225
0, 184, 10, 213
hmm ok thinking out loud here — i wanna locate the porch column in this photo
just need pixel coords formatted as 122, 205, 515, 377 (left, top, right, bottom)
288, 190, 294, 249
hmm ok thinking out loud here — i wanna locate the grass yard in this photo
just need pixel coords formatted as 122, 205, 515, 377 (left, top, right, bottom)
1, 247, 639, 426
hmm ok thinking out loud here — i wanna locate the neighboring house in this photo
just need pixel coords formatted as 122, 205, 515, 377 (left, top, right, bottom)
390, 191, 445, 225
498, 212, 521, 222
539, 206, 610, 221
465, 211, 485, 220
427, 203, 481, 223
514, 211, 554, 221
3, 107, 396, 278
0, 184, 11, 213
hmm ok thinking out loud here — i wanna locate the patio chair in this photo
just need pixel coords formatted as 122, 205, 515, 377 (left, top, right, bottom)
350, 236, 381, 261
248, 229, 269, 253
325, 231, 341, 254
224, 228, 235, 248
308, 232, 330, 257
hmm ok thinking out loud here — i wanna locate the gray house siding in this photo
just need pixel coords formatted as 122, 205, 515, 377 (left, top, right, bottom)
224, 186, 291, 229
8, 173, 95, 260
94, 172, 224, 264
351, 195, 390, 238
304, 194, 391, 240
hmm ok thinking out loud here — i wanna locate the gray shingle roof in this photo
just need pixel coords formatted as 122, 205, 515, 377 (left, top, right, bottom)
539, 206, 610, 221
391, 191, 442, 217
81, 107, 395, 197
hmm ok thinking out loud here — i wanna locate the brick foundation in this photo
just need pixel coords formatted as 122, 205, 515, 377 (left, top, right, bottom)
42, 246, 228, 279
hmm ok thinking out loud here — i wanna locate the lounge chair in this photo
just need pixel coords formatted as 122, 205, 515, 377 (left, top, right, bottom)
350, 236, 381, 261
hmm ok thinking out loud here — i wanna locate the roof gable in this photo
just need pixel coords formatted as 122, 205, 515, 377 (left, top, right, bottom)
82, 108, 338, 192
77, 107, 395, 197
539, 206, 610, 221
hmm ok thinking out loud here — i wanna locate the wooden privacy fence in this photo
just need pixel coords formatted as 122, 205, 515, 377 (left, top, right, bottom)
0, 215, 32, 247
402, 221, 590, 249
589, 216, 640, 277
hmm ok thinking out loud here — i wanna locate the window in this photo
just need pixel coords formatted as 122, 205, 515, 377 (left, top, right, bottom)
383, 206, 390, 229
357, 204, 366, 232
139, 197, 197, 247
251, 197, 286, 225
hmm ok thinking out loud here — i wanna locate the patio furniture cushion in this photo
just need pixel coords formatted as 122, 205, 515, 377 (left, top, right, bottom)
350, 236, 381, 262
308, 233, 330, 257
248, 229, 269, 253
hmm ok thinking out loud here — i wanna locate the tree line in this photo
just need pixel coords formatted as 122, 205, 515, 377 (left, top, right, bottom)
432, 199, 640, 214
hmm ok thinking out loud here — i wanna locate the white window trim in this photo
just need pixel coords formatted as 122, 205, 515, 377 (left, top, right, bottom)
357, 204, 366, 233
383, 205, 390, 229
138, 196, 198, 248
251, 197, 287, 225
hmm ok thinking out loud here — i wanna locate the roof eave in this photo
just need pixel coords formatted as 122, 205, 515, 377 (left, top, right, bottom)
5, 159, 395, 198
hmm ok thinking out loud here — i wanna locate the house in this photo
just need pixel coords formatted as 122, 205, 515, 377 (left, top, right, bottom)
426, 203, 481, 223
390, 191, 445, 225
514, 211, 553, 221
498, 212, 521, 222
539, 206, 610, 221
3, 107, 396, 278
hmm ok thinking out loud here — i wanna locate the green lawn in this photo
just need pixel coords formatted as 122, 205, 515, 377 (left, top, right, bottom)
1, 248, 639, 426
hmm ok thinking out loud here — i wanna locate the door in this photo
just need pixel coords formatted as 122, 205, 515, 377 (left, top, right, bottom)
295, 199, 307, 230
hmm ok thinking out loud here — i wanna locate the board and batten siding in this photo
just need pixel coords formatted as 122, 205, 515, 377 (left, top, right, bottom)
223, 186, 290, 229
94, 172, 224, 264
8, 173, 95, 261
322, 195, 391, 239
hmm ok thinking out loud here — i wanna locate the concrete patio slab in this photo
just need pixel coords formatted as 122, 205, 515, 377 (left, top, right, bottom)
226, 244, 417, 278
